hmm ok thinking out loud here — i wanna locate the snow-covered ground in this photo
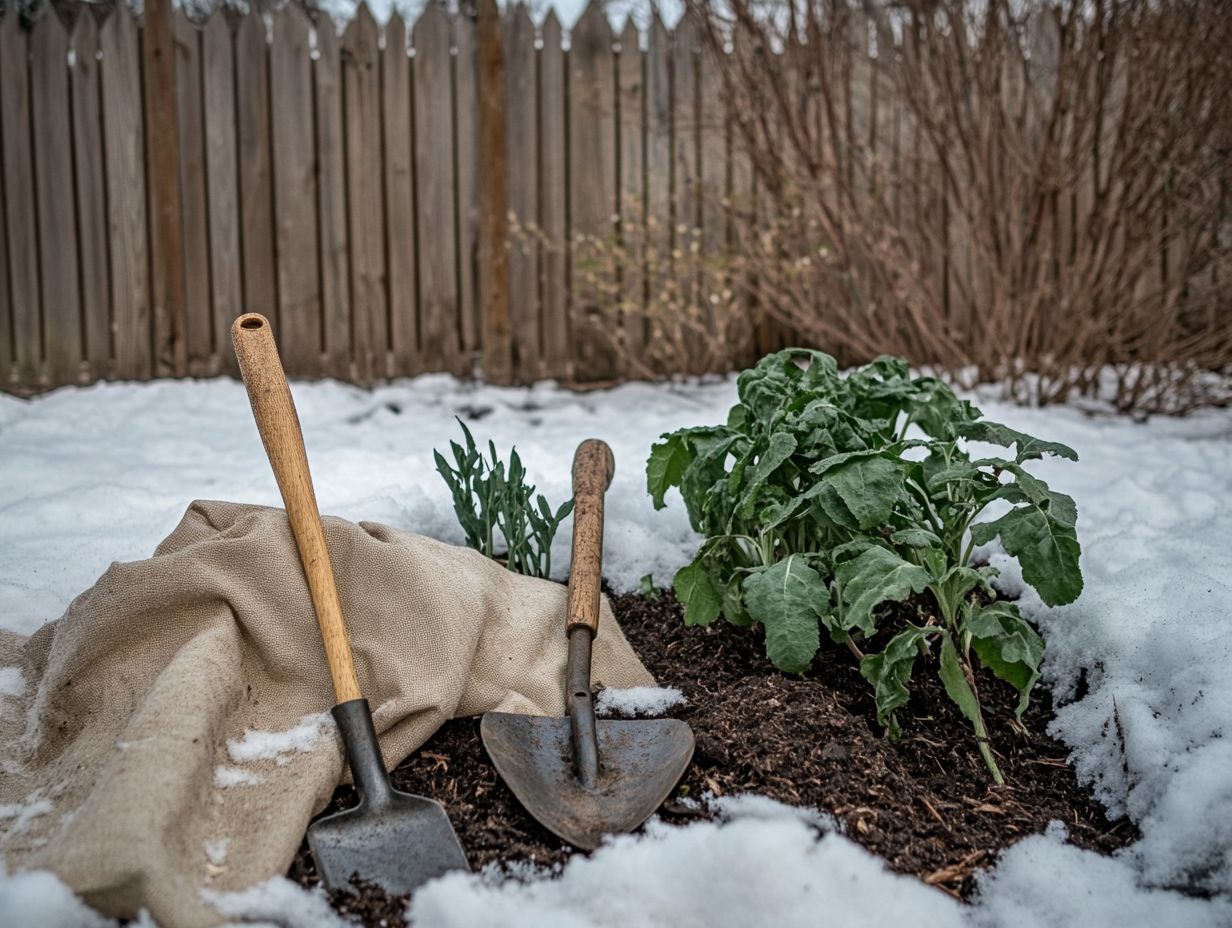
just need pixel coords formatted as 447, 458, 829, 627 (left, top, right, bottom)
1, 373, 1230, 926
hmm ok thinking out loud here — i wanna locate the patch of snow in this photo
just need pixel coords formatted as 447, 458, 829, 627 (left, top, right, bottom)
594, 685, 686, 717
410, 799, 965, 928
706, 792, 835, 832
0, 863, 114, 928
0, 793, 53, 840
202, 875, 351, 928
213, 766, 265, 789
204, 837, 229, 867
0, 666, 24, 697
226, 713, 335, 766
971, 822, 1232, 928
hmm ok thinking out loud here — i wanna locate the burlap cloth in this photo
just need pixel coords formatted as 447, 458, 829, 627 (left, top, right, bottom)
0, 500, 655, 926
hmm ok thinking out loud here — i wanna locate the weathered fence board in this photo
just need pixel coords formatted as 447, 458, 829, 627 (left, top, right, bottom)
313, 18, 352, 376
503, 4, 538, 378
270, 6, 321, 375
202, 12, 240, 376
235, 11, 276, 338
174, 11, 214, 375
344, 5, 386, 381
2, 12, 40, 387
413, 4, 459, 373
31, 10, 82, 385
383, 14, 417, 372
538, 10, 569, 380
100, 3, 149, 380
71, 11, 111, 378
568, 0, 616, 381
454, 11, 480, 362
618, 18, 645, 361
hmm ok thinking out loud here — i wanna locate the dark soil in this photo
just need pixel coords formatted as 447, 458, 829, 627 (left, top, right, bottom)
290, 589, 1135, 925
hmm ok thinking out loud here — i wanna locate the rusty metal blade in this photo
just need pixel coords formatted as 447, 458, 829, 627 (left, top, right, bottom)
481, 712, 694, 850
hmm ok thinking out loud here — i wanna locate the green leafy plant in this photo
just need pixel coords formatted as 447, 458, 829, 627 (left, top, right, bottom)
647, 349, 1082, 782
435, 419, 574, 579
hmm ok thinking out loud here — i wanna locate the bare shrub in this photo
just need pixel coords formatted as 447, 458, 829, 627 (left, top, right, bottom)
691, 0, 1232, 414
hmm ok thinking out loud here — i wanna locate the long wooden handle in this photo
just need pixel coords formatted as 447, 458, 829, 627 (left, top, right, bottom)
566, 439, 614, 636
232, 313, 361, 703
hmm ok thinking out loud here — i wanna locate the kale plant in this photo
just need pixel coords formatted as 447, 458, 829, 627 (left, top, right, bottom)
435, 419, 574, 579
647, 350, 1082, 782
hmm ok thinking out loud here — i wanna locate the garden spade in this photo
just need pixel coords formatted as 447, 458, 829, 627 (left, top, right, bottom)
232, 313, 469, 894
481, 439, 694, 850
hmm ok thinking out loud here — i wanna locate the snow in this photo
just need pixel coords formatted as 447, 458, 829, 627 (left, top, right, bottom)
204, 838, 229, 867
201, 877, 350, 928
412, 796, 965, 928
594, 685, 686, 717
226, 713, 336, 766
0, 667, 23, 698
0, 372, 1230, 925
0, 793, 53, 841
0, 864, 115, 928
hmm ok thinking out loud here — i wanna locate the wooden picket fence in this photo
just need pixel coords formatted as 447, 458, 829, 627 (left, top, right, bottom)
14, 0, 1207, 395
1, 0, 783, 393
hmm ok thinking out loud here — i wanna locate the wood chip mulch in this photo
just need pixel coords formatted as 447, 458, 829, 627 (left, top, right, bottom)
289, 588, 1134, 925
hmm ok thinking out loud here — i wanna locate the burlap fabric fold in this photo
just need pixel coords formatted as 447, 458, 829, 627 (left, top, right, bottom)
0, 500, 655, 926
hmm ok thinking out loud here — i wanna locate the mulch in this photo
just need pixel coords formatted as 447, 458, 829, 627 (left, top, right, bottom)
289, 588, 1135, 925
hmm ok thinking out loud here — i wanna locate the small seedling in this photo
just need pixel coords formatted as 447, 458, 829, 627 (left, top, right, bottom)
647, 350, 1082, 782
435, 419, 573, 579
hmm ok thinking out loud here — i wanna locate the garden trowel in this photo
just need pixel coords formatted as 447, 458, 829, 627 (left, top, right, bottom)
481, 439, 694, 850
232, 312, 469, 894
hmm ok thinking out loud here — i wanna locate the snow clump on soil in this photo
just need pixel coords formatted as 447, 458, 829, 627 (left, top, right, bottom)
594, 685, 686, 717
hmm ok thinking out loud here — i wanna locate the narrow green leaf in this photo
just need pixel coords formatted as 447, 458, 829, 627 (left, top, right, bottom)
859, 626, 928, 736
967, 601, 1044, 717
673, 560, 724, 627
834, 546, 931, 636
742, 555, 825, 673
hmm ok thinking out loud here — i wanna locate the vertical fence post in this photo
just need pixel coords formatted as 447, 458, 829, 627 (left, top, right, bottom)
476, 0, 512, 383
142, 0, 186, 375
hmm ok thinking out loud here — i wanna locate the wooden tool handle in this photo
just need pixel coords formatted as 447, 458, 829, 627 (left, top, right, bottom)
566, 439, 614, 636
232, 313, 361, 703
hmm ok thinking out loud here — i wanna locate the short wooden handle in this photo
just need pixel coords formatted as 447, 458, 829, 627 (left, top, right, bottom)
566, 439, 614, 636
232, 313, 361, 703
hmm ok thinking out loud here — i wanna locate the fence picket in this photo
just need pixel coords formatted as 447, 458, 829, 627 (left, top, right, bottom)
616, 18, 645, 362
343, 4, 385, 382
1, 12, 39, 388
203, 12, 241, 376
538, 11, 568, 380
413, 4, 459, 372
31, 10, 81, 386
503, 4, 538, 380
174, 12, 213, 375
71, 11, 111, 379
454, 10, 479, 366
314, 19, 352, 378
568, 0, 616, 382
235, 11, 277, 340
100, 3, 149, 380
270, 6, 321, 376
383, 14, 417, 375
645, 13, 671, 367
